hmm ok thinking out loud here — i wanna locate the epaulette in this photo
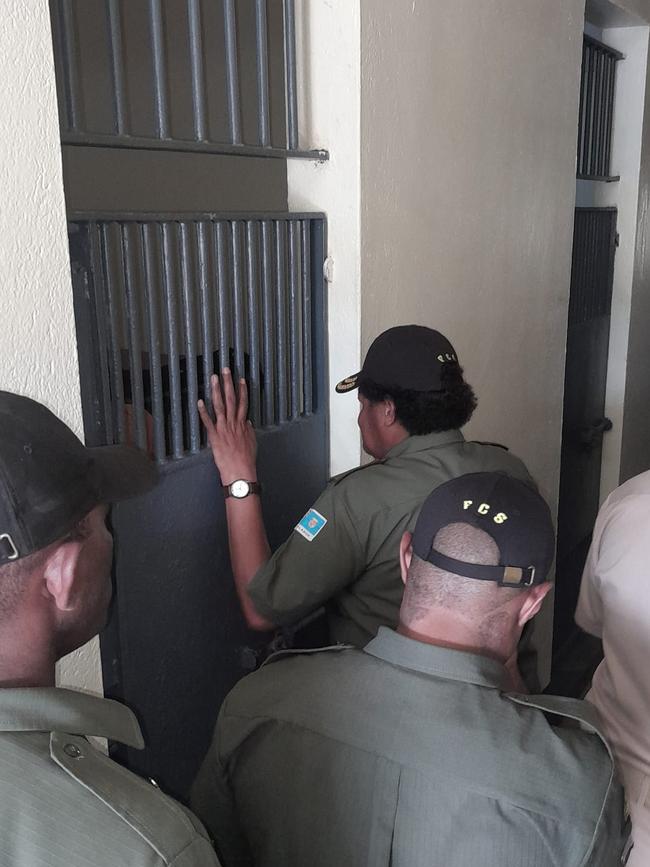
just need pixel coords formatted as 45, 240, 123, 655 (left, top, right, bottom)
505, 694, 612, 756
470, 440, 509, 451
330, 459, 386, 486
261, 644, 355, 667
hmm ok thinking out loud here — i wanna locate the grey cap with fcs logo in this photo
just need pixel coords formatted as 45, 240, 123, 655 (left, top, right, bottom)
411, 472, 555, 588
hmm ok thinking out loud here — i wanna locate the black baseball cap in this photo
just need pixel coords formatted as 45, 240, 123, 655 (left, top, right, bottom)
412, 472, 555, 588
0, 392, 157, 565
335, 325, 459, 393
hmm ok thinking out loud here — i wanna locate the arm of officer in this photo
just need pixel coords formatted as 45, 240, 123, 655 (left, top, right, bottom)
198, 370, 274, 631
575, 506, 607, 638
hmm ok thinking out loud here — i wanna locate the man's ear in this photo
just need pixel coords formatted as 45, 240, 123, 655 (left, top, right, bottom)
383, 397, 397, 427
399, 531, 413, 586
42, 541, 83, 612
517, 582, 552, 628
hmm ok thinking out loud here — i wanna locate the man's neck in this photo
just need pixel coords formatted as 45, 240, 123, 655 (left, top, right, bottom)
397, 615, 516, 665
0, 618, 57, 688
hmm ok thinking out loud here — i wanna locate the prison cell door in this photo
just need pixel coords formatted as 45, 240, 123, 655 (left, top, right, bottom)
50, 0, 329, 800
552, 207, 616, 694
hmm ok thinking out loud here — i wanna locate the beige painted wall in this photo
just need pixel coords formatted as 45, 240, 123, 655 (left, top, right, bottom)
360, 0, 585, 679
0, 1, 102, 694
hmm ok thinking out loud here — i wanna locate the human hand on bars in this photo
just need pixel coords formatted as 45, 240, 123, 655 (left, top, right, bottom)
198, 369, 258, 485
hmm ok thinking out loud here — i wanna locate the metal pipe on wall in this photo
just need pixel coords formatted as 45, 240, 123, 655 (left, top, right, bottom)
179, 222, 201, 453
141, 223, 167, 461
161, 223, 185, 458
282, 0, 299, 150
223, 0, 243, 145
100, 224, 127, 442
260, 220, 276, 426
245, 221, 262, 427
121, 223, 147, 451
255, 0, 271, 148
188, 0, 208, 142
106, 0, 128, 135
149, 0, 170, 139
274, 220, 289, 422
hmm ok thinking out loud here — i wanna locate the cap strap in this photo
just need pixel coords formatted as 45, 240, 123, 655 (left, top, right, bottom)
425, 549, 536, 587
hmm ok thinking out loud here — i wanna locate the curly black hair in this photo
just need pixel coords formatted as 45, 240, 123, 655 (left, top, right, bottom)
358, 363, 477, 435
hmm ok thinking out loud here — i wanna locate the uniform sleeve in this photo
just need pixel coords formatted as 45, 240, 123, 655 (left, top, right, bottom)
582, 767, 629, 867
247, 482, 366, 627
575, 502, 610, 639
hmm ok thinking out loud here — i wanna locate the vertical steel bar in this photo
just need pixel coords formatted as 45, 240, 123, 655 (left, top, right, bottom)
255, 0, 271, 147
594, 50, 605, 176
231, 221, 246, 381
121, 223, 147, 451
577, 43, 588, 175
100, 224, 126, 442
260, 220, 275, 425
301, 220, 313, 415
149, 0, 170, 138
188, 0, 208, 141
59, 0, 83, 131
161, 223, 184, 458
106, 0, 128, 135
179, 223, 201, 452
283, 0, 299, 149
288, 220, 301, 418
275, 220, 288, 422
604, 57, 616, 176
88, 224, 115, 445
197, 222, 215, 427
141, 223, 167, 461
245, 222, 262, 427
585, 45, 596, 176
223, 0, 242, 144
215, 222, 231, 374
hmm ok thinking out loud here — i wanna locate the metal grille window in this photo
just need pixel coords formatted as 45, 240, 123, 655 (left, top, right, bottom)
576, 35, 622, 181
568, 208, 617, 324
70, 213, 325, 462
50, 0, 325, 161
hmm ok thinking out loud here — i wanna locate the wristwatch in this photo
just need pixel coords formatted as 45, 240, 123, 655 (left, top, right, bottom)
223, 479, 262, 499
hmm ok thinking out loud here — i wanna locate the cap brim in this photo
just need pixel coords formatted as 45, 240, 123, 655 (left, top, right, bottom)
335, 372, 360, 393
90, 445, 158, 503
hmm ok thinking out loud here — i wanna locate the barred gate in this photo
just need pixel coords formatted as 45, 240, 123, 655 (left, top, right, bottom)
69, 212, 328, 798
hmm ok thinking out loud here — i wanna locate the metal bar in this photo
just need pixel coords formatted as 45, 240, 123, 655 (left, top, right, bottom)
121, 223, 147, 451
179, 223, 201, 453
245, 222, 262, 426
100, 224, 126, 442
58, 0, 83, 131
603, 56, 616, 176
223, 0, 242, 145
288, 220, 301, 418
577, 43, 588, 175
585, 44, 597, 177
106, 0, 128, 135
88, 223, 115, 444
215, 222, 231, 375
600, 55, 611, 176
255, 0, 271, 147
70, 209, 326, 222
61, 132, 329, 161
583, 33, 624, 61
188, 0, 208, 141
594, 49, 605, 176
275, 220, 288, 422
231, 221, 246, 381
301, 220, 313, 415
161, 223, 185, 458
141, 224, 167, 461
197, 222, 215, 430
260, 220, 275, 425
283, 0, 299, 149
149, 0, 170, 139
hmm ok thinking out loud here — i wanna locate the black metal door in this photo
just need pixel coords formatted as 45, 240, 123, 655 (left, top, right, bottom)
551, 207, 616, 693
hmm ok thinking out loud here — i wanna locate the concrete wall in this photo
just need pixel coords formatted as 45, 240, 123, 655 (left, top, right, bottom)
288, 0, 362, 476
360, 0, 585, 679
0, 2, 102, 694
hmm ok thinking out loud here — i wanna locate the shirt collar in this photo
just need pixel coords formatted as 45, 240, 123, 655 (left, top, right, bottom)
364, 627, 509, 690
0, 687, 144, 748
385, 430, 465, 460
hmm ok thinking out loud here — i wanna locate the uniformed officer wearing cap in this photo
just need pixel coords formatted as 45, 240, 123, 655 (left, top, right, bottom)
0, 392, 221, 866
191, 473, 628, 867
198, 325, 534, 665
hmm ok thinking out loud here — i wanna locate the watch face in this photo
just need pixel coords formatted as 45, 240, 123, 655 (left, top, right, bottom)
231, 480, 250, 499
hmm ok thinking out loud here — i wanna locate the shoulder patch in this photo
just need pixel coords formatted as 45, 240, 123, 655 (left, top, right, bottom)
331, 459, 386, 486
262, 644, 356, 668
295, 508, 328, 541
470, 440, 509, 451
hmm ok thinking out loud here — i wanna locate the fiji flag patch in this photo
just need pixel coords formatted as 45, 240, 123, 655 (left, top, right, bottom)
295, 508, 328, 542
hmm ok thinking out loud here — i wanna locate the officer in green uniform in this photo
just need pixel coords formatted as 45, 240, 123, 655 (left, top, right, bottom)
0, 392, 220, 867
191, 473, 628, 867
199, 326, 534, 666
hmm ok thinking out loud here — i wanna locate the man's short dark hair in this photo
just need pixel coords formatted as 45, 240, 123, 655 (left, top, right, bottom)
358, 362, 477, 435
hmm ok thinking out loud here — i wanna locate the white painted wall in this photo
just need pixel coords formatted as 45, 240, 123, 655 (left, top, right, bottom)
360, 0, 585, 682
288, 0, 362, 476
0, 1, 102, 694
595, 27, 650, 500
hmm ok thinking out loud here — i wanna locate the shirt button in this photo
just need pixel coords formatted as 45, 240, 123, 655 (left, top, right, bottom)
63, 743, 83, 759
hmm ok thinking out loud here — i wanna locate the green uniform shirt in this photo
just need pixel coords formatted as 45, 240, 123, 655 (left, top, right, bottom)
249, 430, 534, 647
0, 687, 220, 867
191, 629, 628, 867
